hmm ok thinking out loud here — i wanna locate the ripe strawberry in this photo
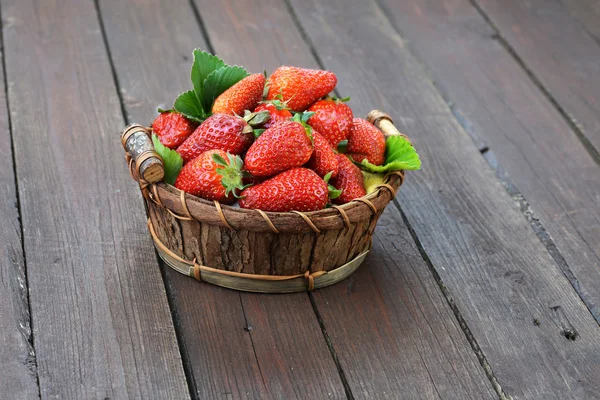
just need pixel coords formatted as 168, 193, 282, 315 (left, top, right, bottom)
212, 73, 266, 115
266, 66, 337, 112
307, 97, 353, 147
177, 114, 253, 163
331, 154, 366, 204
306, 131, 339, 178
239, 168, 329, 212
152, 112, 197, 149
244, 118, 313, 177
253, 100, 292, 129
346, 118, 386, 166
174, 150, 245, 203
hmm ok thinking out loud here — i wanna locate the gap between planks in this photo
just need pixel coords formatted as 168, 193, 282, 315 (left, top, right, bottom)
281, 0, 505, 397
0, 0, 41, 395
93, 1, 199, 398
466, 0, 600, 167
373, 0, 600, 326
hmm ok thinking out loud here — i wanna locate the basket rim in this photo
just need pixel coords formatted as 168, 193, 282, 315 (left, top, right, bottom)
146, 170, 404, 233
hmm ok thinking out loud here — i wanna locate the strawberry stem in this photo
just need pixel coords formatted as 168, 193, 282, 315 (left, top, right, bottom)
212, 153, 248, 198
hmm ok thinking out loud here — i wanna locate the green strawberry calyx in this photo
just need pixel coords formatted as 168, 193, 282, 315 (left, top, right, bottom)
324, 171, 342, 200
292, 112, 314, 143
326, 95, 350, 104
212, 152, 251, 198
242, 110, 271, 127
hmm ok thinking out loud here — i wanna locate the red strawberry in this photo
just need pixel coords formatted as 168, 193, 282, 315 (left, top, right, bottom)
177, 114, 253, 163
212, 73, 266, 115
266, 66, 337, 111
307, 97, 353, 147
331, 154, 366, 204
152, 112, 197, 149
244, 118, 313, 177
174, 150, 245, 203
306, 131, 339, 178
346, 118, 386, 166
239, 168, 328, 212
253, 100, 292, 129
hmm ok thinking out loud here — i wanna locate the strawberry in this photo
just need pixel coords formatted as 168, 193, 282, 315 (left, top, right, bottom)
177, 114, 253, 163
266, 66, 337, 112
212, 73, 266, 115
244, 116, 313, 177
306, 131, 339, 178
346, 118, 386, 166
331, 154, 366, 204
307, 97, 353, 147
253, 100, 292, 129
152, 112, 197, 149
174, 150, 245, 203
239, 168, 329, 212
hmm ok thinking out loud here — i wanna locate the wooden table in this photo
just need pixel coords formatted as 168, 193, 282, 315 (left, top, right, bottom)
1, 0, 599, 398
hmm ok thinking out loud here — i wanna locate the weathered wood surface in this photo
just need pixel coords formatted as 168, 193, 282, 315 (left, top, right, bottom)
1, 0, 189, 398
376, 0, 600, 322
561, 0, 600, 42
0, 36, 39, 399
194, 0, 496, 397
313, 207, 497, 399
286, 0, 600, 397
98, 0, 346, 397
473, 0, 600, 153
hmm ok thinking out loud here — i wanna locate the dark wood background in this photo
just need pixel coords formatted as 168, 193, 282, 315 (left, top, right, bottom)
1, 0, 599, 398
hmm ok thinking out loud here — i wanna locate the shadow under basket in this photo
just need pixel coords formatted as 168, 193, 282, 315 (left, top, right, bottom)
122, 110, 409, 293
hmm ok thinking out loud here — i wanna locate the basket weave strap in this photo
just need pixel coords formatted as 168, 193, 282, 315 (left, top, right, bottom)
147, 218, 327, 283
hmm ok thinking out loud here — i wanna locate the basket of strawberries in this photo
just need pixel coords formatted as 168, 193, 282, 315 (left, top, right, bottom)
121, 50, 420, 293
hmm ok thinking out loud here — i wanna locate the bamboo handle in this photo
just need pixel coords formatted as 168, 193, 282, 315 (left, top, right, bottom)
121, 124, 164, 184
367, 110, 411, 143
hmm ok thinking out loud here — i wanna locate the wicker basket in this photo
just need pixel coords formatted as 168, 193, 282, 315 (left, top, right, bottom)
122, 110, 408, 293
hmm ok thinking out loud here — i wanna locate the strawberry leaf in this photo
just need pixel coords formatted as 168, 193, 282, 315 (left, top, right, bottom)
191, 50, 225, 104
357, 135, 421, 173
152, 134, 183, 185
201, 65, 248, 112
173, 90, 206, 122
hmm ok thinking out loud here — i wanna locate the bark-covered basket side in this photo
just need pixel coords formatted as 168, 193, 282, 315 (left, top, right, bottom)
147, 197, 387, 275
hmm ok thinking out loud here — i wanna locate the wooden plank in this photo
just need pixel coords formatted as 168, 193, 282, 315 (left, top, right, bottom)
1, 0, 190, 398
193, 0, 497, 397
561, 0, 600, 42
286, 0, 600, 398
98, 0, 346, 397
314, 208, 496, 399
472, 0, 600, 153
376, 0, 600, 322
0, 39, 39, 399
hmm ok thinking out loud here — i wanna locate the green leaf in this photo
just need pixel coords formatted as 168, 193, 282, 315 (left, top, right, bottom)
191, 50, 225, 104
358, 135, 421, 173
337, 140, 348, 153
201, 65, 248, 112
152, 134, 183, 185
174, 90, 205, 122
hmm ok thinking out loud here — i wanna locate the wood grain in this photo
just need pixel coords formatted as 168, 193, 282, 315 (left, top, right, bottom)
376, 0, 600, 322
473, 0, 600, 152
313, 207, 497, 399
286, 0, 600, 397
1, 0, 189, 398
98, 0, 346, 397
194, 0, 497, 397
560, 0, 600, 42
0, 33, 39, 399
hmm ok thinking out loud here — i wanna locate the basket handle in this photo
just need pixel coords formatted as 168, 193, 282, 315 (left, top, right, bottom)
367, 110, 411, 143
121, 124, 164, 184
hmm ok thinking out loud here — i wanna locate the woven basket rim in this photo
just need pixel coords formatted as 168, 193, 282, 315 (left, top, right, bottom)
146, 171, 404, 233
